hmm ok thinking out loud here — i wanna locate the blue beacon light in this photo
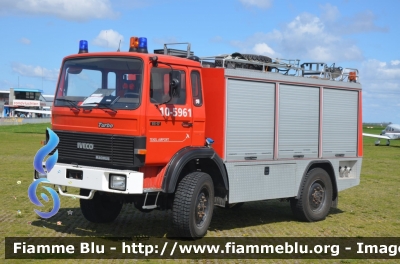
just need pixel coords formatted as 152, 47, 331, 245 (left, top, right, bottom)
78, 40, 88, 54
138, 37, 148, 53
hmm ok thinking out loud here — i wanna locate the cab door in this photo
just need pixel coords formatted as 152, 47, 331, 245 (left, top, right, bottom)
145, 66, 193, 165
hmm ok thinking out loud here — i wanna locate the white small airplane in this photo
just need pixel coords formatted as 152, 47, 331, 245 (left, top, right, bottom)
14, 109, 52, 116
363, 124, 400, 146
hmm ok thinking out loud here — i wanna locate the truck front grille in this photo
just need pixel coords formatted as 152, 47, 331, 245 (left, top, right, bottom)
52, 131, 136, 169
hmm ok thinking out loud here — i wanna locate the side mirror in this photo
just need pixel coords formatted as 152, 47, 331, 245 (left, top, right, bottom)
169, 71, 181, 98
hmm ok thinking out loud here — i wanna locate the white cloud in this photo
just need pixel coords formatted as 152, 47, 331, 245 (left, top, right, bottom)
340, 11, 388, 35
93, 29, 124, 50
360, 59, 400, 121
319, 3, 339, 22
362, 59, 400, 80
319, 4, 387, 35
11, 63, 59, 81
20, 38, 31, 45
391, 60, 400, 66
230, 5, 388, 63
253, 43, 275, 56
230, 8, 371, 62
239, 0, 272, 9
287, 15, 325, 36
0, 0, 117, 21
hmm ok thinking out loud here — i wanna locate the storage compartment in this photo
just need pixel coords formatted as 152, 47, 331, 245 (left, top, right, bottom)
226, 79, 275, 161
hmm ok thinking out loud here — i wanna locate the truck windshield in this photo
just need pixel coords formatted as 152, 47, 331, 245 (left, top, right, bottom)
55, 57, 143, 110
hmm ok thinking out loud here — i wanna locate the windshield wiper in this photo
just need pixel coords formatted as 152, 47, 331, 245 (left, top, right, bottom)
55, 98, 80, 112
96, 103, 118, 114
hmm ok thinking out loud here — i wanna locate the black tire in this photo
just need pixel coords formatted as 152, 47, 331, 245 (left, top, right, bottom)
80, 189, 123, 223
290, 168, 333, 222
172, 172, 214, 238
215, 53, 272, 68
241, 54, 272, 63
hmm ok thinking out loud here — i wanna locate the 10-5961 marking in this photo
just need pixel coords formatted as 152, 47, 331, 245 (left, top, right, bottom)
159, 107, 192, 117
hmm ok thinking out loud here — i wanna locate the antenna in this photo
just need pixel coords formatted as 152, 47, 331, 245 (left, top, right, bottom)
117, 40, 121, 52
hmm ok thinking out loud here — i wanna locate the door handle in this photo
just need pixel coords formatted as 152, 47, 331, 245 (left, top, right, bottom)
182, 122, 193, 128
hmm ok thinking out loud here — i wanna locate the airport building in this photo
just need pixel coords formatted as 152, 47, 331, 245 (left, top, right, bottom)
0, 88, 53, 118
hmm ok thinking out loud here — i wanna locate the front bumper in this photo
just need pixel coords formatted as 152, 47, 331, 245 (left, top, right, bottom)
36, 163, 143, 194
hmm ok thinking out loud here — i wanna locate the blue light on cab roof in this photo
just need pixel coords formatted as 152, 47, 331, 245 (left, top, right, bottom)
138, 37, 148, 53
78, 40, 88, 54
138, 37, 147, 48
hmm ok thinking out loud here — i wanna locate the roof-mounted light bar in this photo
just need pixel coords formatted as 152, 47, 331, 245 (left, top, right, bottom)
129, 37, 139, 52
138, 37, 148, 53
78, 40, 88, 54
129, 36, 148, 53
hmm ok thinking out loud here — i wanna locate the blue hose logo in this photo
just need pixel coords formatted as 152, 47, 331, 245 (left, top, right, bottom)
28, 128, 60, 218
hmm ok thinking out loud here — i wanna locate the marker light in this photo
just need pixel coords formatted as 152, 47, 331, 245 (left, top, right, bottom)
138, 37, 148, 53
349, 71, 357, 83
135, 149, 147, 155
78, 40, 88, 54
129, 37, 139, 52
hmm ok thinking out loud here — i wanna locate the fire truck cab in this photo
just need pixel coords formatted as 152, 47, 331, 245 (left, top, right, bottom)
37, 38, 363, 238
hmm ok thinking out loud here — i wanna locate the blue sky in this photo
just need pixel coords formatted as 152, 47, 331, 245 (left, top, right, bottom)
0, 0, 399, 123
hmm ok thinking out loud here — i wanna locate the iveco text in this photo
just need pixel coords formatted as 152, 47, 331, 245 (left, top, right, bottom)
77, 143, 94, 150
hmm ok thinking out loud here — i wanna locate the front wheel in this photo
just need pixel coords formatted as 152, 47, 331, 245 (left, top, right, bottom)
172, 172, 214, 238
290, 168, 333, 222
80, 189, 123, 223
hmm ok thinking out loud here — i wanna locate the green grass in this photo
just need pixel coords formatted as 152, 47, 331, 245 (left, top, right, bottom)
1, 123, 400, 263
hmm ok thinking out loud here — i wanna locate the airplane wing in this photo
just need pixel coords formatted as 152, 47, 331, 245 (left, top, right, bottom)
15, 109, 52, 115
362, 133, 390, 140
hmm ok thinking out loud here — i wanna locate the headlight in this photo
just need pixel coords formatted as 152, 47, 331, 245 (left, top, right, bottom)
110, 174, 126, 191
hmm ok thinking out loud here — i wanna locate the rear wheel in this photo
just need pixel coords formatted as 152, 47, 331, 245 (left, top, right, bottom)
172, 172, 214, 238
80, 189, 123, 223
290, 168, 332, 222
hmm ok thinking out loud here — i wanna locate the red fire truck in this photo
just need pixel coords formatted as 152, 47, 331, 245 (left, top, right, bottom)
37, 37, 363, 238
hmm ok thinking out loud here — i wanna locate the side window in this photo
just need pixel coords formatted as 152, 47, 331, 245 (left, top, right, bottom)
191, 70, 203, 107
150, 68, 186, 104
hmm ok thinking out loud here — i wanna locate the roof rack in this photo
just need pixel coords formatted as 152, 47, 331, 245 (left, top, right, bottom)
199, 54, 360, 83
153, 43, 360, 83
269, 58, 301, 76
200, 55, 302, 75
154, 42, 193, 58
300, 62, 359, 82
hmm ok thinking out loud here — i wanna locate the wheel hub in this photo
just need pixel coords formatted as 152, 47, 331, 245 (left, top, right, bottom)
312, 186, 324, 205
309, 181, 326, 211
196, 193, 208, 224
